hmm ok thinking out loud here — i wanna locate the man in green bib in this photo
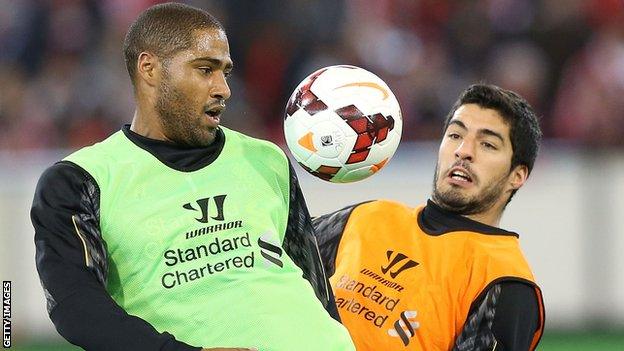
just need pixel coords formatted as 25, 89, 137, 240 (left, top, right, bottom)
30, 3, 355, 351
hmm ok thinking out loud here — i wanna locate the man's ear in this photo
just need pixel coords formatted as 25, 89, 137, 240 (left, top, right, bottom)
136, 51, 161, 87
509, 164, 529, 191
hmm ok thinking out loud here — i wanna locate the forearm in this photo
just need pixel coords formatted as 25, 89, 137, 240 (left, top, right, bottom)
50, 281, 200, 351
282, 162, 337, 319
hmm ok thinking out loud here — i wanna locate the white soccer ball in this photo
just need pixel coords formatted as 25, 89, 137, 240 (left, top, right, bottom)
284, 65, 403, 183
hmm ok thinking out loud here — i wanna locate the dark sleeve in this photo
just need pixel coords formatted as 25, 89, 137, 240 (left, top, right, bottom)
281, 162, 341, 320
311, 203, 361, 278
490, 282, 540, 350
452, 281, 540, 351
31, 161, 200, 351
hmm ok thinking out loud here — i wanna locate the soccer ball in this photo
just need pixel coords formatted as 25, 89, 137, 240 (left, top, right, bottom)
284, 65, 403, 183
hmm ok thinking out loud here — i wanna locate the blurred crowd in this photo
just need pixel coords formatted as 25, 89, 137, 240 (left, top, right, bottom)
1, 0, 624, 151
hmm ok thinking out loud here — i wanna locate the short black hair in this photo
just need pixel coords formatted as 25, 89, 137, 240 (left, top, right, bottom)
443, 84, 542, 200
123, 2, 223, 86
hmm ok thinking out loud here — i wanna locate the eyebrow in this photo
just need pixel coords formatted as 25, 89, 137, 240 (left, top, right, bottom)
478, 128, 505, 144
448, 119, 505, 144
448, 120, 467, 130
190, 57, 233, 70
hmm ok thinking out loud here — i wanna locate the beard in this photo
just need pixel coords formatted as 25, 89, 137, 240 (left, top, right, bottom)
155, 70, 217, 147
431, 164, 508, 215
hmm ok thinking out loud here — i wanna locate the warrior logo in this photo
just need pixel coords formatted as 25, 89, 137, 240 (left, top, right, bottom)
381, 250, 419, 279
183, 195, 226, 223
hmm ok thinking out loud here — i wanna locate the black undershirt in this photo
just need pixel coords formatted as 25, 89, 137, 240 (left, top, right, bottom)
420, 199, 519, 237
122, 124, 225, 171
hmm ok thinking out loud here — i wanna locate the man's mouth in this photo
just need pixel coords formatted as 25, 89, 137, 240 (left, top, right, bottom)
447, 167, 473, 184
204, 105, 224, 125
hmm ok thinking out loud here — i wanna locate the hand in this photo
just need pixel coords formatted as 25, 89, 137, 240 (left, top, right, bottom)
201, 348, 258, 351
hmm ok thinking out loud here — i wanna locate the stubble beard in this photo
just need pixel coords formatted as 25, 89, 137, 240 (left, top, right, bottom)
155, 71, 216, 147
431, 164, 508, 216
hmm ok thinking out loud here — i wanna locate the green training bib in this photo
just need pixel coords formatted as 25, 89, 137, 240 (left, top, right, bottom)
65, 127, 354, 351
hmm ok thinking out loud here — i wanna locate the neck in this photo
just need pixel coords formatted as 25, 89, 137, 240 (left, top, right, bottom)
130, 95, 169, 141
431, 198, 505, 227
463, 210, 502, 227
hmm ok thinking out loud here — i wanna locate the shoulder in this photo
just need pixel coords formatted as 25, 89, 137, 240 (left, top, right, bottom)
35, 161, 95, 194
350, 199, 416, 219
62, 131, 127, 185
223, 127, 286, 156
222, 127, 289, 174
460, 235, 538, 289
313, 202, 363, 233
64, 131, 126, 167
313, 200, 414, 234
32, 161, 100, 217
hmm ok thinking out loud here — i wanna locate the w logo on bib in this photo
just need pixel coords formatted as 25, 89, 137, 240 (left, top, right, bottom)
381, 250, 419, 279
183, 195, 226, 223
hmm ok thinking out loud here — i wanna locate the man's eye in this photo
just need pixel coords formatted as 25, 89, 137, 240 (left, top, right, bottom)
199, 67, 212, 74
448, 133, 461, 139
482, 142, 496, 150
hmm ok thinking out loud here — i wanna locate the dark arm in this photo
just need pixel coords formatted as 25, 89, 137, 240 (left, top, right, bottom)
32, 161, 200, 351
310, 202, 362, 278
281, 162, 343, 320
453, 281, 540, 351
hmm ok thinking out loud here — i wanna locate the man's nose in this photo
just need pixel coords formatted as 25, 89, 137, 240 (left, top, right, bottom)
211, 71, 231, 100
454, 139, 474, 161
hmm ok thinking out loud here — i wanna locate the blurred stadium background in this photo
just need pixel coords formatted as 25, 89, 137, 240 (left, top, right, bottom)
1, 0, 624, 349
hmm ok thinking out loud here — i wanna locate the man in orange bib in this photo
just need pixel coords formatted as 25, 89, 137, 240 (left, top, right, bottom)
313, 84, 545, 351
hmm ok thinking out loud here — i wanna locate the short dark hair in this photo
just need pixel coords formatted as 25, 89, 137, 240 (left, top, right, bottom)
123, 2, 223, 86
443, 84, 542, 200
